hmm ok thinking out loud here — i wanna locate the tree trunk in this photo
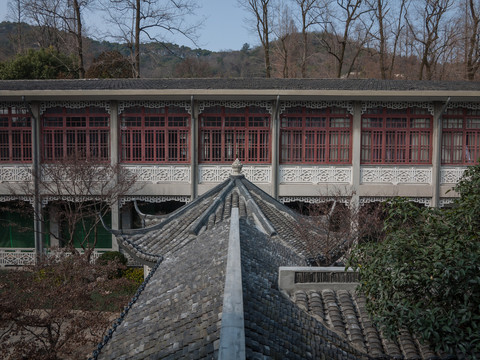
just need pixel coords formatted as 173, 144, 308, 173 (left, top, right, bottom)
73, 0, 84, 78
134, 0, 141, 78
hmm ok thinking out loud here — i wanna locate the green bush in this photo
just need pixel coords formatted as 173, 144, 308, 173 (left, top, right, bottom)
123, 267, 144, 287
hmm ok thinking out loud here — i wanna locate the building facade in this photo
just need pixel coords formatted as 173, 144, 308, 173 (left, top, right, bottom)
0, 78, 479, 264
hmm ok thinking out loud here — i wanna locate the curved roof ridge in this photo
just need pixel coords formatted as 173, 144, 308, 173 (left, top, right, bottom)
236, 177, 276, 236
189, 178, 235, 235
116, 234, 162, 266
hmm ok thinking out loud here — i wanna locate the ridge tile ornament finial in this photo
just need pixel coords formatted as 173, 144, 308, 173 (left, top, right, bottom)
231, 158, 243, 176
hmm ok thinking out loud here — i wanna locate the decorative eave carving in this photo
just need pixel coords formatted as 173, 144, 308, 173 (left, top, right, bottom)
279, 100, 354, 115
118, 100, 191, 114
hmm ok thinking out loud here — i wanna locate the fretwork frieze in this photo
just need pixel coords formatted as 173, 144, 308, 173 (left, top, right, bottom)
120, 195, 191, 208
40, 101, 110, 114
446, 102, 480, 110
118, 100, 191, 114
362, 101, 434, 115
279, 100, 354, 115
360, 196, 432, 207
198, 100, 273, 114
279, 196, 351, 205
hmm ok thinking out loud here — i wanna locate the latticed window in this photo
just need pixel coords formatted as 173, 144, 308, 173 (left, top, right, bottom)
0, 106, 32, 163
442, 108, 480, 165
280, 107, 351, 164
42, 107, 110, 161
199, 106, 271, 163
120, 106, 190, 163
361, 107, 432, 164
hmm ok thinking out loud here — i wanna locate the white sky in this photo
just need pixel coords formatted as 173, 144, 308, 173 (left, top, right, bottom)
0, 0, 258, 52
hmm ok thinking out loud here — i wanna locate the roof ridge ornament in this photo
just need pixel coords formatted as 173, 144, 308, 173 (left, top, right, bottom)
231, 158, 243, 176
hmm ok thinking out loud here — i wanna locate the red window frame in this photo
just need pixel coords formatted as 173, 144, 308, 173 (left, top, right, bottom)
442, 108, 480, 165
280, 107, 352, 164
199, 106, 271, 164
42, 107, 110, 162
361, 107, 432, 164
120, 106, 190, 163
0, 106, 32, 163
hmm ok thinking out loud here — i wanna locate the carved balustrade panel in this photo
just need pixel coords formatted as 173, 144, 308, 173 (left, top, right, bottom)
279, 166, 352, 184
124, 165, 191, 183
199, 165, 272, 183
440, 167, 467, 184
0, 165, 32, 182
361, 166, 432, 185
0, 248, 36, 267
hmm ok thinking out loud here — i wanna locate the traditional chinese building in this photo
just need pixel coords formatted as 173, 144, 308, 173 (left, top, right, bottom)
0, 78, 479, 264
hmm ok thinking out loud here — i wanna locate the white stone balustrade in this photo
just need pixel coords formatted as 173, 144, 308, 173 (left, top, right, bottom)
361, 166, 432, 185
440, 167, 467, 184
279, 166, 352, 184
0, 165, 32, 182
199, 165, 271, 183
123, 165, 191, 183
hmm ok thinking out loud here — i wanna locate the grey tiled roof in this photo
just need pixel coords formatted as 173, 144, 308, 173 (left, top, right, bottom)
239, 220, 364, 359
97, 169, 454, 359
2, 78, 480, 92
97, 216, 365, 359
97, 221, 230, 360
92, 172, 367, 359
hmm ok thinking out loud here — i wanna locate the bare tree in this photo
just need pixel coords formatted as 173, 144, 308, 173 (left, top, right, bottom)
406, 0, 456, 80
9, 157, 139, 261
103, 0, 201, 78
463, 0, 480, 80
21, 0, 64, 51
272, 1, 297, 77
293, 0, 326, 78
320, 0, 374, 78
19, 0, 91, 78
294, 195, 386, 266
7, 0, 27, 55
240, 0, 275, 78
368, 0, 408, 79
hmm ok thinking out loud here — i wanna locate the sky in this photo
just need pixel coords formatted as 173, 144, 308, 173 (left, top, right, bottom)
0, 0, 258, 52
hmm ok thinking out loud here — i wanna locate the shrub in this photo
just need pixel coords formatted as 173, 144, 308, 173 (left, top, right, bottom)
97, 251, 127, 266
97, 251, 128, 278
123, 267, 144, 287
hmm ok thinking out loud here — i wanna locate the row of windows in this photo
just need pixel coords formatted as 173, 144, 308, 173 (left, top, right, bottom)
1, 106, 479, 165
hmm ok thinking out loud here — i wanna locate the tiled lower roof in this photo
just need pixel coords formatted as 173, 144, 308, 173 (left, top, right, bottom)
289, 288, 442, 359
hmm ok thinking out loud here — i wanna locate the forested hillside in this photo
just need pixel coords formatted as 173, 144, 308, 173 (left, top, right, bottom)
0, 20, 412, 79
